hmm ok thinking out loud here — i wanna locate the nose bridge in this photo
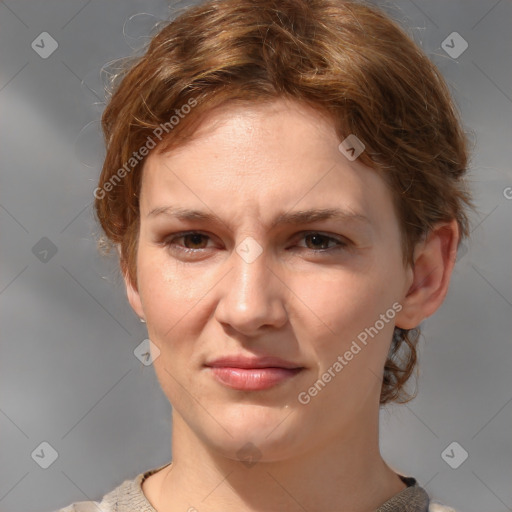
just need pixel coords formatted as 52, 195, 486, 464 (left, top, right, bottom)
215, 241, 287, 333
233, 247, 268, 302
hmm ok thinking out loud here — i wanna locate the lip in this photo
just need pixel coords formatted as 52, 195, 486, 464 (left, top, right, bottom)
205, 356, 304, 391
206, 356, 302, 370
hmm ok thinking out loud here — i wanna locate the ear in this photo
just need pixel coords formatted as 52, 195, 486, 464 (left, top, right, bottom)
124, 271, 145, 320
118, 245, 145, 321
395, 219, 460, 330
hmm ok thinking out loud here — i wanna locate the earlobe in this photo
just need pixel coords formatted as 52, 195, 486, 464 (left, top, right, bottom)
395, 220, 459, 330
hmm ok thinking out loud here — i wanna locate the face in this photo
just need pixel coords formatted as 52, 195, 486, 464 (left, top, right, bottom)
126, 98, 414, 462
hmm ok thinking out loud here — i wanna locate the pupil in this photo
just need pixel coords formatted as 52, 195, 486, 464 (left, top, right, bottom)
309, 234, 326, 249
187, 234, 204, 247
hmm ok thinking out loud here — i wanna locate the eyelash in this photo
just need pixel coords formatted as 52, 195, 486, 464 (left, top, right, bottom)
162, 231, 348, 255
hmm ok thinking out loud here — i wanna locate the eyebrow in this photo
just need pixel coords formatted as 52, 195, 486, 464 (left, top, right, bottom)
147, 206, 371, 229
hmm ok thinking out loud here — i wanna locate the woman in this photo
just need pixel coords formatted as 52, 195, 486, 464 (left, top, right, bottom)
58, 0, 471, 510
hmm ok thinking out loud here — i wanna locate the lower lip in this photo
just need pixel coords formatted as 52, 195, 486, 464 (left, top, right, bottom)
207, 367, 303, 391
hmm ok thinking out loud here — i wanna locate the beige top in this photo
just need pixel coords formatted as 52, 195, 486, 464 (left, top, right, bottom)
55, 463, 456, 512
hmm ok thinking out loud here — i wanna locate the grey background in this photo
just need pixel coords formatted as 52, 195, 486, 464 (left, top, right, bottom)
0, 1, 511, 511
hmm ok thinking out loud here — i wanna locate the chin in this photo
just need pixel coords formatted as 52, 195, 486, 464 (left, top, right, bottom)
203, 403, 307, 463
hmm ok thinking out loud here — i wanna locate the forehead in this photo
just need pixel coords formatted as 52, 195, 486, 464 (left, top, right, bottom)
139, 98, 397, 232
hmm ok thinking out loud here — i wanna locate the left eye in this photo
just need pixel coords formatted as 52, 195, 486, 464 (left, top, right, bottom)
297, 233, 346, 250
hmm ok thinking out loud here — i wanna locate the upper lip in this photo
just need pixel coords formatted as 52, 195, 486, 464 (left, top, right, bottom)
205, 356, 303, 369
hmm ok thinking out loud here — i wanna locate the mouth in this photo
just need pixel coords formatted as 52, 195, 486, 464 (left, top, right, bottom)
204, 356, 305, 391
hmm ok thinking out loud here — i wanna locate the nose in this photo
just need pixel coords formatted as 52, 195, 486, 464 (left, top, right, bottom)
214, 244, 288, 336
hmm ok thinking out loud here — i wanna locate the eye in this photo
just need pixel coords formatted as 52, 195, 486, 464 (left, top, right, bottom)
164, 231, 213, 252
296, 232, 348, 251
162, 230, 349, 257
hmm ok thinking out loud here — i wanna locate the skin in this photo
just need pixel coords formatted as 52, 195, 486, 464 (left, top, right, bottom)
124, 98, 459, 512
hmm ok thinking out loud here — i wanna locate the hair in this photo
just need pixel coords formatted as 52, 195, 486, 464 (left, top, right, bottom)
95, 0, 472, 405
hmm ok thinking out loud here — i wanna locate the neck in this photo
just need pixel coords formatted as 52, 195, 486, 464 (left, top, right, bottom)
144, 405, 406, 512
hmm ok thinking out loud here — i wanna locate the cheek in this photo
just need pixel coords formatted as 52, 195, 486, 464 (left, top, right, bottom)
293, 264, 397, 337
136, 248, 237, 387
291, 269, 400, 406
290, 254, 404, 385
136, 252, 207, 348
136, 253, 208, 399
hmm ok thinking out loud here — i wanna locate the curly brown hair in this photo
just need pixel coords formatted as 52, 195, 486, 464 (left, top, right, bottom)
94, 0, 472, 405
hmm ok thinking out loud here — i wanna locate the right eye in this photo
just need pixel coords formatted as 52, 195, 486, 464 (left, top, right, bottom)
162, 231, 217, 257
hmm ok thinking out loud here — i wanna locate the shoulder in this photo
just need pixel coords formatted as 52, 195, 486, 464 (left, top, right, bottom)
56, 498, 460, 512
54, 504, 106, 512
53, 464, 170, 512
54, 500, 111, 512
398, 475, 458, 512
53, 479, 141, 512
54, 493, 116, 512
54, 481, 129, 511
389, 475, 458, 512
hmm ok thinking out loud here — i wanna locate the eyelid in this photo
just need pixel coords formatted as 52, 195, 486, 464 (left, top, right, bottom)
296, 230, 348, 242
164, 231, 216, 249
